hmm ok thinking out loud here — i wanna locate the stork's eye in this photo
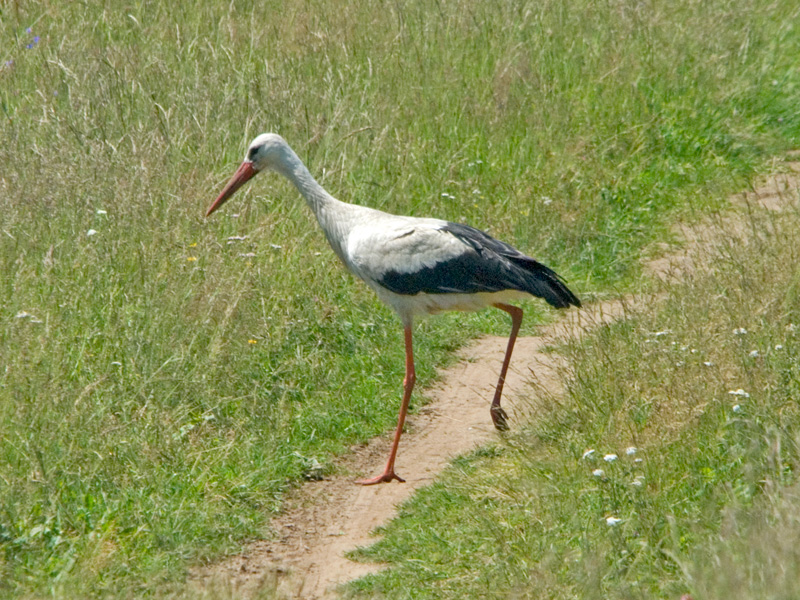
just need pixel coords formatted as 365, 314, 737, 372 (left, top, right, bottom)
248, 146, 259, 160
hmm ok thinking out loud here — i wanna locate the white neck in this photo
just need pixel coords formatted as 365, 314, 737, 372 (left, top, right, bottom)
271, 145, 336, 215
270, 143, 362, 265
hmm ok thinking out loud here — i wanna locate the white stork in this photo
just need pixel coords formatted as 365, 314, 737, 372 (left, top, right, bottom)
205, 133, 580, 485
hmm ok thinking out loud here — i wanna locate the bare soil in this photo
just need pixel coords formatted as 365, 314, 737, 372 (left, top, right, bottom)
191, 160, 799, 599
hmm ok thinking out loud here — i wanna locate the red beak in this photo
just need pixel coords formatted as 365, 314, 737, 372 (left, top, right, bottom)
205, 161, 257, 217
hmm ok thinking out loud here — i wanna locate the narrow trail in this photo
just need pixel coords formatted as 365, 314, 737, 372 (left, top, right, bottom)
192, 160, 799, 599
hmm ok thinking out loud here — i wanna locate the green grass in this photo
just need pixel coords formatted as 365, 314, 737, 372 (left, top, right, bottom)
1, 0, 800, 597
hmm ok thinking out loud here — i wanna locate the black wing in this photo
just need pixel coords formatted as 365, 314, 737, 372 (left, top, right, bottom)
377, 222, 580, 309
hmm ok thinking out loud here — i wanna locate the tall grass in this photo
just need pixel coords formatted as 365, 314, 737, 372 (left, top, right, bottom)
1, 0, 799, 597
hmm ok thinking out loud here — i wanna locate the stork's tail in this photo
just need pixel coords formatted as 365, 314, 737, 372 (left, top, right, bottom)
510, 255, 581, 309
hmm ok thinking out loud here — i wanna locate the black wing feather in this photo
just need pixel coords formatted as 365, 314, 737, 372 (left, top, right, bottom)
377, 223, 580, 309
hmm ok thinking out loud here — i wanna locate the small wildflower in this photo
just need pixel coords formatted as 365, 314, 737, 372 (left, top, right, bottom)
654, 330, 671, 337
603, 453, 618, 462
582, 449, 596, 460
269, 244, 282, 250
703, 361, 714, 367
188, 242, 197, 247
733, 327, 748, 335
111, 361, 122, 367
226, 236, 247, 243
248, 339, 257, 344
749, 350, 760, 358
775, 344, 784, 350
26, 36, 40, 49
625, 446, 637, 456
15, 311, 42, 323
592, 468, 605, 478
238, 252, 256, 258
96, 209, 107, 215
186, 256, 197, 262
634, 458, 643, 463
606, 516, 623, 526
86, 229, 98, 237
541, 196, 553, 205
732, 404, 742, 413
728, 389, 750, 398
631, 476, 645, 487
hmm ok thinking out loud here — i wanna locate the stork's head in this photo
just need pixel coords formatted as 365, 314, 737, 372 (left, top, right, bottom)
205, 133, 291, 217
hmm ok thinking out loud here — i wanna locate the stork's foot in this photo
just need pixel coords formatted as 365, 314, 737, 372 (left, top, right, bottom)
356, 471, 406, 485
491, 405, 510, 431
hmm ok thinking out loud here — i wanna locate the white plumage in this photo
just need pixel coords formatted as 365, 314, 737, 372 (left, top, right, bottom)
206, 133, 580, 485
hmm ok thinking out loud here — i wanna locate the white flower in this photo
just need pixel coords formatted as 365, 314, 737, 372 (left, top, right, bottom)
96, 209, 107, 215
238, 252, 257, 258
733, 327, 748, 335
582, 449, 596, 460
625, 447, 638, 456
592, 469, 605, 478
653, 330, 671, 337
603, 453, 618, 462
703, 361, 714, 367
749, 350, 760, 358
631, 476, 645, 487
606, 516, 623, 526
732, 404, 742, 413
634, 458, 643, 463
775, 344, 784, 350
87, 229, 98, 237
15, 311, 42, 323
728, 389, 750, 398
226, 235, 248, 243
541, 196, 553, 205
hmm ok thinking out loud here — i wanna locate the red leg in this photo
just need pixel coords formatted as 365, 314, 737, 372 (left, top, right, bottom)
490, 303, 523, 431
357, 325, 415, 485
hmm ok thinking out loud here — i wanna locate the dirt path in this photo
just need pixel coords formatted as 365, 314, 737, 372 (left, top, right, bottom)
192, 160, 799, 599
